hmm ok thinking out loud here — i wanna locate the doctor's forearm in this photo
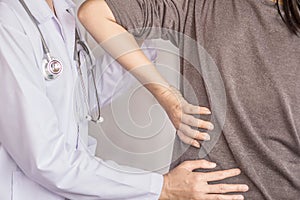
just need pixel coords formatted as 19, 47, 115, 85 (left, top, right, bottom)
78, 0, 216, 151
78, 0, 171, 98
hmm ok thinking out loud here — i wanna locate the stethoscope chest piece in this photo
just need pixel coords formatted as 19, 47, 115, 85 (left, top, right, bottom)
42, 54, 64, 80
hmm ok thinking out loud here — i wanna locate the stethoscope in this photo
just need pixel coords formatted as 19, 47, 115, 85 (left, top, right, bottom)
19, 0, 104, 123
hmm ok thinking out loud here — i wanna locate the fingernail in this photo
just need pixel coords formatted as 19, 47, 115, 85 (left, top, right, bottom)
204, 108, 211, 114
210, 162, 217, 168
237, 195, 244, 200
193, 141, 200, 148
235, 169, 242, 174
208, 123, 214, 130
204, 134, 211, 141
242, 185, 249, 191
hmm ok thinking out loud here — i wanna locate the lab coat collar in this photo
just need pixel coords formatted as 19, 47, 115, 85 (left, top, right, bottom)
20, 0, 53, 23
54, 0, 76, 14
20, 0, 75, 24
62, 0, 76, 9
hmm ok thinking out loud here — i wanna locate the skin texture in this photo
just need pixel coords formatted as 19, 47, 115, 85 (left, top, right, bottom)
76, 0, 214, 149
159, 160, 248, 200
77, 1, 251, 199
99, 29, 214, 148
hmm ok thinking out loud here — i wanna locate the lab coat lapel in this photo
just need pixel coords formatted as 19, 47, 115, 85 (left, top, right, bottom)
21, 0, 53, 23
53, 0, 76, 63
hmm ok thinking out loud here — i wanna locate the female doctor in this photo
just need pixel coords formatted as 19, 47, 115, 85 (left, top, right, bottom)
0, 0, 248, 199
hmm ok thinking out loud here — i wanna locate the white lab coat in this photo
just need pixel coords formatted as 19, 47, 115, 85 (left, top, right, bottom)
0, 0, 163, 199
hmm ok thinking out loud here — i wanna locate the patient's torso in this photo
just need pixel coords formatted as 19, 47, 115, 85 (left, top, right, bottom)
171, 0, 300, 199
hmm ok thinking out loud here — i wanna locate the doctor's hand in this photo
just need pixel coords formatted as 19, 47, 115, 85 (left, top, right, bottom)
160, 160, 249, 200
156, 85, 213, 148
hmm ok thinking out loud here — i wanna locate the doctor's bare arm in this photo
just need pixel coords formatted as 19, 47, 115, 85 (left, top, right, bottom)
78, 0, 215, 149
78, 1, 248, 199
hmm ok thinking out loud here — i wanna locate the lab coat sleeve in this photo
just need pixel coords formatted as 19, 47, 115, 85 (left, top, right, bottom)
0, 22, 163, 200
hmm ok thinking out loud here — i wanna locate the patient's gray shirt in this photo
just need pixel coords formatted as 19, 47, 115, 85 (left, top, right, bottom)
105, 0, 300, 199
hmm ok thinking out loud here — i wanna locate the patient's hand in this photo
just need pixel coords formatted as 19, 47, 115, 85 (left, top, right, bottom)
157, 86, 214, 148
160, 160, 248, 200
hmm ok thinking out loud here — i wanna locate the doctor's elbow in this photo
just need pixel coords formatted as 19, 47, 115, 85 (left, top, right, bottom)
21, 152, 76, 193
26, 161, 63, 187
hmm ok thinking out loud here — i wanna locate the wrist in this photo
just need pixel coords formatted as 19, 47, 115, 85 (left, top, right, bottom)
146, 82, 171, 96
153, 85, 181, 110
159, 174, 170, 200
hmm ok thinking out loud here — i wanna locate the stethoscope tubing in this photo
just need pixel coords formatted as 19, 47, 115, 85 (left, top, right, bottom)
19, 0, 51, 55
18, 0, 103, 123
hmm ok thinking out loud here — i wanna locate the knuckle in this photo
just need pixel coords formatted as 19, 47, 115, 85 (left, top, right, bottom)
185, 126, 193, 134
216, 195, 225, 200
193, 129, 200, 136
192, 130, 199, 139
197, 195, 206, 200
198, 120, 204, 127
197, 160, 207, 167
182, 160, 191, 167
234, 196, 244, 200
177, 110, 183, 117
196, 174, 204, 183
184, 105, 192, 113
188, 118, 194, 125
219, 184, 226, 193
178, 123, 184, 130
174, 103, 182, 111
191, 184, 199, 192
182, 160, 189, 165
194, 175, 202, 182
192, 194, 201, 199
189, 139, 195, 145
185, 105, 193, 113
219, 172, 227, 178
175, 114, 182, 123
196, 173, 205, 182
177, 131, 184, 139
